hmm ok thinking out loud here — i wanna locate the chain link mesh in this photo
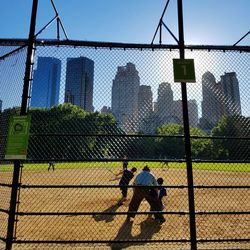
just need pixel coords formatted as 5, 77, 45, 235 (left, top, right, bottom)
0, 42, 249, 249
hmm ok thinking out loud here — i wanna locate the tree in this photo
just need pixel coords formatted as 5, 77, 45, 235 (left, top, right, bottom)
27, 103, 121, 160
156, 123, 185, 159
155, 123, 211, 160
211, 115, 250, 160
189, 127, 211, 159
0, 104, 134, 161
0, 107, 20, 159
128, 134, 157, 159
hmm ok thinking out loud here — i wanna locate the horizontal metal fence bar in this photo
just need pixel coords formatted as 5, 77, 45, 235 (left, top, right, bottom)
0, 39, 28, 46
28, 133, 250, 141
197, 238, 250, 243
185, 45, 250, 52
192, 160, 250, 163
2, 159, 186, 163
191, 136, 250, 140
20, 184, 250, 189
196, 211, 250, 215
2, 157, 250, 164
13, 239, 190, 244
0, 38, 179, 50
17, 211, 189, 216
2, 158, 249, 165
0, 38, 250, 52
194, 186, 250, 189
0, 208, 9, 214
20, 184, 186, 188
17, 211, 249, 216
5, 158, 249, 163
2, 133, 250, 141
33, 40, 250, 52
0, 183, 12, 188
0, 237, 6, 242
12, 238, 250, 244
30, 133, 184, 138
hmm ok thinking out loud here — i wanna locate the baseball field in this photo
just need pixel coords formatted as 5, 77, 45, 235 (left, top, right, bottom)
1, 162, 250, 249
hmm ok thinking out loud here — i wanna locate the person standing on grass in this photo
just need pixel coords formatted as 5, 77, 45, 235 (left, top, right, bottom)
48, 159, 55, 171
126, 166, 166, 224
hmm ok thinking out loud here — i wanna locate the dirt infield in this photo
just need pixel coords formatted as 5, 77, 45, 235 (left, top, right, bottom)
1, 166, 250, 249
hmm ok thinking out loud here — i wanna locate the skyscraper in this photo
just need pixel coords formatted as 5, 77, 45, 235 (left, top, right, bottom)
138, 85, 153, 132
187, 99, 199, 127
31, 57, 61, 108
138, 85, 153, 118
219, 72, 241, 116
111, 62, 140, 132
173, 100, 198, 127
155, 82, 174, 124
64, 57, 94, 112
200, 71, 241, 131
200, 71, 222, 130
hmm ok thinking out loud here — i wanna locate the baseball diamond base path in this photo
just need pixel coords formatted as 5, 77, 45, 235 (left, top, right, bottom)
1, 166, 250, 250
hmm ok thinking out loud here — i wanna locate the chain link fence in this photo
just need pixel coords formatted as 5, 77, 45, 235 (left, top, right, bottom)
0, 40, 250, 249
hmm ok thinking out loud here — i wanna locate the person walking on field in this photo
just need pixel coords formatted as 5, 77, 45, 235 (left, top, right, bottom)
111, 167, 137, 205
126, 166, 166, 224
48, 160, 55, 171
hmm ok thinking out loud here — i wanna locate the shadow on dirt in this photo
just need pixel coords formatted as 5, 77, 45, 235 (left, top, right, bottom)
92, 203, 121, 223
109, 218, 162, 250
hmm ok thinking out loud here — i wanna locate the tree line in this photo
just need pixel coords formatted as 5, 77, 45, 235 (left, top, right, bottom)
0, 103, 249, 161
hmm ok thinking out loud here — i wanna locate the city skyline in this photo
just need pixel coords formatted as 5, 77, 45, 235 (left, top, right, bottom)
0, 52, 244, 133
0, 1, 249, 123
102, 62, 241, 133
25, 55, 243, 115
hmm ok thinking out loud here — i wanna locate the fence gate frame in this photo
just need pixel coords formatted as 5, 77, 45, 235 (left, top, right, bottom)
1, 0, 250, 250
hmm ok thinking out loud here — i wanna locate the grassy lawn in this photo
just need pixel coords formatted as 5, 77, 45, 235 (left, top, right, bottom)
0, 161, 249, 172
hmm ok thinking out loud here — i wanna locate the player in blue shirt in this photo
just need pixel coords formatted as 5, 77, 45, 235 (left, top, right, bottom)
148, 177, 167, 219
157, 177, 167, 210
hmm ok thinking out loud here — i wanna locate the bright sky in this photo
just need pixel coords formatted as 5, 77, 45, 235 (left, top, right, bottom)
0, 0, 249, 118
0, 0, 250, 45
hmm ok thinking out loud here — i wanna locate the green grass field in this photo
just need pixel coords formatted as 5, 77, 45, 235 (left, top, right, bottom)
0, 161, 250, 172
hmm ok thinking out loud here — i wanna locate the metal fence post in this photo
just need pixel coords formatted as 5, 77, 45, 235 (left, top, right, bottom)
5, 0, 38, 249
5, 161, 21, 250
177, 0, 197, 249
21, 0, 38, 116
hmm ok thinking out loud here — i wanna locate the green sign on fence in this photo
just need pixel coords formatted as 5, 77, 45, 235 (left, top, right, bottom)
5, 115, 31, 160
173, 59, 196, 82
